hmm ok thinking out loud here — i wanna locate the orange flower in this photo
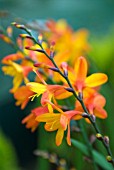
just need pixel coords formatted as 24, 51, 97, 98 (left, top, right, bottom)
75, 91, 107, 120
68, 56, 108, 93
45, 19, 90, 64
2, 61, 33, 93
2, 52, 24, 64
27, 70, 72, 105
22, 106, 48, 132
14, 86, 34, 109
36, 102, 82, 146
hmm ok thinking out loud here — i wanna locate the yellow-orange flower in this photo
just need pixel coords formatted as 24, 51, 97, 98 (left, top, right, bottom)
14, 85, 34, 109
36, 103, 82, 146
75, 91, 107, 120
45, 19, 90, 65
27, 70, 72, 105
68, 56, 108, 93
2, 61, 33, 93
22, 106, 48, 132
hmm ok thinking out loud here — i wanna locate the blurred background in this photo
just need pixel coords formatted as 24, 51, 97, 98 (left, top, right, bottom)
0, 0, 114, 170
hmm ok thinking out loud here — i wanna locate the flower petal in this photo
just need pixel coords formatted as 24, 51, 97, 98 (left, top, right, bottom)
94, 94, 106, 107
36, 113, 60, 122
94, 107, 107, 119
67, 122, 71, 145
85, 73, 108, 88
56, 128, 64, 146
27, 82, 46, 94
74, 56, 87, 82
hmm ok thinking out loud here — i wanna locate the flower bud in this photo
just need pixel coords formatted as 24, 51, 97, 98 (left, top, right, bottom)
106, 155, 113, 162
7, 26, 12, 37
82, 112, 89, 118
104, 136, 109, 145
96, 133, 103, 140
19, 34, 33, 39
50, 41, 55, 58
78, 92, 83, 100
11, 22, 25, 29
65, 87, 74, 93
60, 62, 68, 77
25, 46, 44, 53
90, 114, 96, 122
49, 67, 59, 72
38, 34, 43, 44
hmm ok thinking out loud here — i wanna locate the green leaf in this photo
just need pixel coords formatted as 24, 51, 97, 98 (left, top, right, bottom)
71, 139, 113, 170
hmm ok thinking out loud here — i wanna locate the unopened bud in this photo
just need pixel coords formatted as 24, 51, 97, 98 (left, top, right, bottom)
49, 153, 57, 163
104, 136, 109, 145
96, 133, 103, 140
106, 155, 113, 162
82, 112, 89, 118
90, 114, 96, 122
11, 22, 25, 29
50, 41, 55, 58
19, 34, 33, 39
7, 26, 12, 37
65, 87, 74, 93
60, 62, 68, 77
59, 159, 66, 166
78, 92, 83, 100
49, 67, 59, 72
25, 46, 44, 53
38, 34, 42, 44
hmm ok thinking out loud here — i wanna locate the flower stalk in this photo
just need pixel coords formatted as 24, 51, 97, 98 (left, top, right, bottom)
21, 27, 114, 167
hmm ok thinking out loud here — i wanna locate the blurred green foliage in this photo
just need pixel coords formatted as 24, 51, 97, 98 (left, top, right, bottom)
0, 130, 19, 170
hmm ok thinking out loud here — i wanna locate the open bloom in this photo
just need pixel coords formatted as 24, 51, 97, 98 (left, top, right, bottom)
36, 102, 82, 146
14, 85, 34, 109
22, 106, 49, 132
68, 56, 108, 93
27, 70, 72, 105
75, 91, 107, 120
2, 61, 33, 93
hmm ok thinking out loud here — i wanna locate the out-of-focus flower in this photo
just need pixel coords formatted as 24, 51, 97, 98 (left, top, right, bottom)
45, 19, 90, 64
14, 85, 34, 109
2, 61, 33, 93
2, 52, 24, 64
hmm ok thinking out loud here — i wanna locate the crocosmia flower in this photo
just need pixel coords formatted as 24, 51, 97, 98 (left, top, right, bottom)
68, 56, 108, 93
36, 102, 82, 146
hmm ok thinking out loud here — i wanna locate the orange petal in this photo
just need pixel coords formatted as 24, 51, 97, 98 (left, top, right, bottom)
94, 107, 107, 119
94, 94, 106, 107
60, 114, 68, 130
67, 122, 71, 145
56, 128, 64, 146
85, 73, 108, 88
74, 56, 87, 82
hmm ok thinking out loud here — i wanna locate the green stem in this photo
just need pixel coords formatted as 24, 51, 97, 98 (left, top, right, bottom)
78, 120, 98, 170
